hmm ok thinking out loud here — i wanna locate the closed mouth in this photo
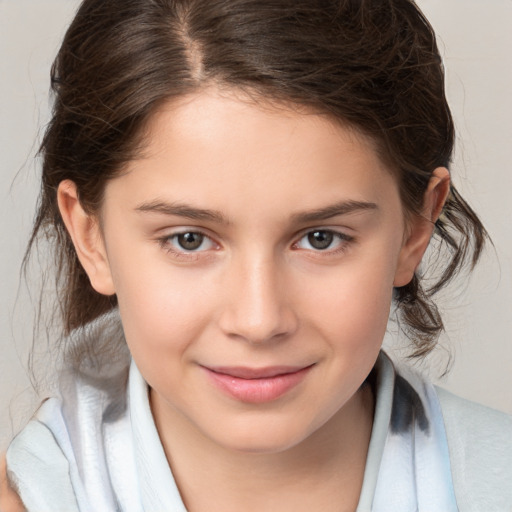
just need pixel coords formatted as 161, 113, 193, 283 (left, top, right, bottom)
201, 364, 315, 403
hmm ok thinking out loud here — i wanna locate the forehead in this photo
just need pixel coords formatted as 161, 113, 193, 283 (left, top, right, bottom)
107, 88, 401, 222
142, 88, 380, 163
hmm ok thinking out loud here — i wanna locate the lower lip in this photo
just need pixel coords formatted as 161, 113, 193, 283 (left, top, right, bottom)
203, 366, 312, 404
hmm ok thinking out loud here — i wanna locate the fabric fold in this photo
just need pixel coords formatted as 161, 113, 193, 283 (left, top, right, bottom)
5, 349, 469, 511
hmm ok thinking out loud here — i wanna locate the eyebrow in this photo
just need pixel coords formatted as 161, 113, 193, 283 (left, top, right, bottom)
135, 200, 229, 224
134, 199, 378, 225
290, 200, 378, 223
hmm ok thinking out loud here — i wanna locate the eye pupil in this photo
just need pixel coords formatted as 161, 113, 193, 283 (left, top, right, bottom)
308, 230, 333, 250
177, 232, 203, 250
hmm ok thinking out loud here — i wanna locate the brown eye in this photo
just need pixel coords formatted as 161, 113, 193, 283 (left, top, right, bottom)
307, 230, 334, 250
294, 229, 352, 254
177, 232, 205, 251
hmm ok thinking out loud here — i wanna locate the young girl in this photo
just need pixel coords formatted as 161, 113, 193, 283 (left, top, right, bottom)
1, 0, 511, 510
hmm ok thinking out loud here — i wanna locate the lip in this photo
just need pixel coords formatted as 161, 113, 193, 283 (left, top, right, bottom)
201, 364, 314, 404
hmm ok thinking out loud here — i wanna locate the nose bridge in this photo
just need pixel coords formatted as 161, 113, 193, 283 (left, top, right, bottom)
219, 247, 296, 343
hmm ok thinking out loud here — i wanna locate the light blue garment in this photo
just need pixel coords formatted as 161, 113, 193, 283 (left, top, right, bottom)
5, 316, 511, 510
361, 362, 458, 511
436, 387, 512, 511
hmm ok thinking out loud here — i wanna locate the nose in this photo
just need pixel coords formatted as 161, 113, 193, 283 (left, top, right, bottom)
218, 253, 298, 344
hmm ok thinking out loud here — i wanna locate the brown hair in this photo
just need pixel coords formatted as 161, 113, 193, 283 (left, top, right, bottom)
27, 0, 486, 358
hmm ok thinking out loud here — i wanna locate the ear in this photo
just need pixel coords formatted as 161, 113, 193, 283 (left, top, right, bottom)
393, 167, 451, 287
57, 180, 116, 295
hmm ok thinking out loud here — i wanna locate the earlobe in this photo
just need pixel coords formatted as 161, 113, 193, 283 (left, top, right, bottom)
393, 167, 451, 287
57, 180, 116, 296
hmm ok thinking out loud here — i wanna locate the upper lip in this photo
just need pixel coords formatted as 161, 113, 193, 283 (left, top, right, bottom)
203, 365, 313, 379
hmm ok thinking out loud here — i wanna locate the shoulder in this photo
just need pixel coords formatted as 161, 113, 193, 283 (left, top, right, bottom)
5, 412, 79, 512
436, 386, 512, 509
0, 454, 25, 512
437, 385, 512, 431
437, 386, 512, 454
384, 354, 512, 508
3, 312, 132, 511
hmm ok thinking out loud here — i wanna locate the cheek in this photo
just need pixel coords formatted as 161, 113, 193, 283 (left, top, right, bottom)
108, 248, 213, 367
300, 250, 397, 350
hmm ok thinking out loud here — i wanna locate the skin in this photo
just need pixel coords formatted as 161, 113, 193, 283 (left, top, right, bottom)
53, 88, 449, 512
0, 456, 24, 512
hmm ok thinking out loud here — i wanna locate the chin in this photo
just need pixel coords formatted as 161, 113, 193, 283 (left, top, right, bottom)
207, 415, 319, 455
216, 433, 304, 455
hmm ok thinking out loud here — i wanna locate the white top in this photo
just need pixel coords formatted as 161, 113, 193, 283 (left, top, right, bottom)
5, 315, 512, 511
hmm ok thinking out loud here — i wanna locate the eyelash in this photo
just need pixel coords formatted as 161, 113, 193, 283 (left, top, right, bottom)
157, 228, 355, 259
158, 231, 218, 259
292, 229, 355, 255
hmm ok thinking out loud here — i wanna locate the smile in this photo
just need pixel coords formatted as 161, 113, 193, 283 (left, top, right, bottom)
201, 365, 314, 404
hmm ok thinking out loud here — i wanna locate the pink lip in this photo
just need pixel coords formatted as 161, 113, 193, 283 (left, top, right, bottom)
202, 365, 313, 403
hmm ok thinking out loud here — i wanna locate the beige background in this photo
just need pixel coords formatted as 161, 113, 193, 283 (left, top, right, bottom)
1, 0, 511, 449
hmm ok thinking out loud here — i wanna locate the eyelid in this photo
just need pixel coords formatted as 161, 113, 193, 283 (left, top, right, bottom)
292, 228, 355, 253
156, 226, 354, 260
158, 228, 220, 257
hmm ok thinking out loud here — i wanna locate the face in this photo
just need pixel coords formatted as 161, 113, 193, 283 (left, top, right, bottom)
73, 89, 424, 453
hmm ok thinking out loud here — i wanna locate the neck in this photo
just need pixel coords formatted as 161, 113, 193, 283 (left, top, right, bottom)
151, 384, 374, 512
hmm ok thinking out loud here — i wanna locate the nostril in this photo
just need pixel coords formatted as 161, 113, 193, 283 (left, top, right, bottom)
218, 307, 298, 344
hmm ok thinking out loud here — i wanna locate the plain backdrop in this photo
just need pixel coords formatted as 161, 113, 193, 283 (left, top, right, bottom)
1, 0, 511, 449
